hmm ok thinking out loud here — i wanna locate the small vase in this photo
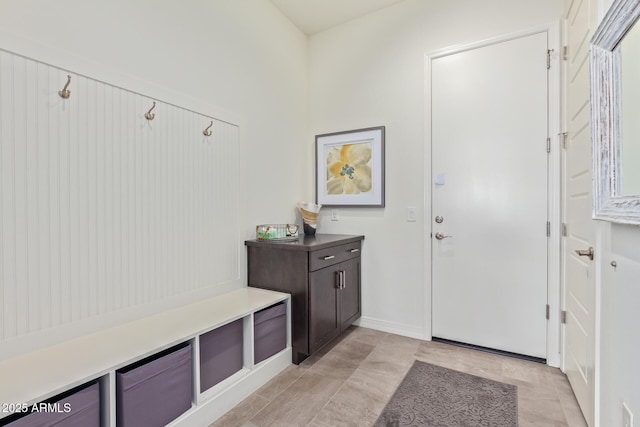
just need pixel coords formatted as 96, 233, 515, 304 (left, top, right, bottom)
298, 202, 322, 235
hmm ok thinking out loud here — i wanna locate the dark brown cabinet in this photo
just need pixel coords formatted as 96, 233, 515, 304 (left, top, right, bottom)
245, 234, 364, 364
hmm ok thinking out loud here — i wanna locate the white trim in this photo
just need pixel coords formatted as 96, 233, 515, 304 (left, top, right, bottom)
547, 21, 563, 369
424, 23, 562, 367
593, 222, 605, 427
559, 16, 569, 375
354, 317, 426, 340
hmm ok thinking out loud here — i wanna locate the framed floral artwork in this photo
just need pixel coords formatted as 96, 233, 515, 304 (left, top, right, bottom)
315, 126, 385, 207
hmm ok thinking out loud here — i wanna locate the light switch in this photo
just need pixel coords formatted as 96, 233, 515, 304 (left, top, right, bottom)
407, 207, 417, 222
331, 209, 339, 221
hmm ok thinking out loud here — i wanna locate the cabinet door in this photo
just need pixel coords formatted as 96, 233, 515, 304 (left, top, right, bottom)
309, 266, 340, 353
340, 257, 361, 330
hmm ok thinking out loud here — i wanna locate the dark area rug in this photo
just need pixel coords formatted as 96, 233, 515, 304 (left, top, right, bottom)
374, 360, 518, 427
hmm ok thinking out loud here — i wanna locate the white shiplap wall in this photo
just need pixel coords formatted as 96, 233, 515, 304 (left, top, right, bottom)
0, 49, 240, 343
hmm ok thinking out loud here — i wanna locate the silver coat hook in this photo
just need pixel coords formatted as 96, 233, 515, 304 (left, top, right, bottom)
145, 101, 156, 120
58, 75, 71, 99
203, 121, 213, 136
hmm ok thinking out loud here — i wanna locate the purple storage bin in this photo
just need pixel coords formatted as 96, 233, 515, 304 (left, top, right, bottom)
254, 302, 287, 364
199, 319, 243, 392
116, 343, 192, 427
5, 382, 100, 427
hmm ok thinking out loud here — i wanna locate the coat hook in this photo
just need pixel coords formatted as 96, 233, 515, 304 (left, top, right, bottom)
58, 75, 71, 99
145, 101, 156, 120
203, 121, 213, 136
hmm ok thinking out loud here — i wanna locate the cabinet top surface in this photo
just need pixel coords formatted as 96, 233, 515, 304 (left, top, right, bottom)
245, 233, 364, 251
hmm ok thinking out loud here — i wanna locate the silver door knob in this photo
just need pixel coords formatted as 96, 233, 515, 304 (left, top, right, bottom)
434, 232, 452, 240
575, 247, 594, 261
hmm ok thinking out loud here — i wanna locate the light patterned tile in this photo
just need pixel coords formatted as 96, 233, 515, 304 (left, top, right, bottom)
311, 381, 388, 427
212, 327, 585, 427
249, 371, 343, 426
209, 393, 269, 427
309, 340, 375, 380
254, 364, 307, 401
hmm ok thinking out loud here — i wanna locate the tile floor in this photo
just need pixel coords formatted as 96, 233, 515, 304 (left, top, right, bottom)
211, 326, 588, 427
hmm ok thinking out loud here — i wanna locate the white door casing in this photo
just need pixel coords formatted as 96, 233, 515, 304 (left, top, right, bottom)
429, 31, 553, 359
562, 0, 599, 425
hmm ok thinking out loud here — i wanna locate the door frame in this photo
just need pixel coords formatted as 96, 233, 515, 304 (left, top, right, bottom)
422, 23, 562, 367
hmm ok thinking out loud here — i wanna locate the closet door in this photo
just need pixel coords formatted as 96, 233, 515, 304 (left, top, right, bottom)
309, 267, 340, 353
339, 258, 361, 330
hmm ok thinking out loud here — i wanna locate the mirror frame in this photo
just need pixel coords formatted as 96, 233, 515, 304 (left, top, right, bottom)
590, 0, 640, 225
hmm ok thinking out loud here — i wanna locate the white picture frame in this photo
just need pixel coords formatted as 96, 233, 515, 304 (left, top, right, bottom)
315, 126, 385, 207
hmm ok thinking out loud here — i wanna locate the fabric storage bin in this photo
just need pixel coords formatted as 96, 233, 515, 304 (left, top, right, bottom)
4, 381, 100, 427
254, 302, 287, 364
116, 343, 192, 427
199, 318, 243, 392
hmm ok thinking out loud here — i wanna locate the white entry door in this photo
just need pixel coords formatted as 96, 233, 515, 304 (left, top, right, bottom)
562, 0, 598, 424
431, 32, 549, 359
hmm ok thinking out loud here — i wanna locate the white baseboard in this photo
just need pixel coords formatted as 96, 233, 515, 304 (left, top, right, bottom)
355, 317, 427, 340
172, 348, 292, 426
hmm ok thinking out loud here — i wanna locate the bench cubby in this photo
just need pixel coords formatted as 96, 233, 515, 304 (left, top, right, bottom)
3, 381, 100, 427
254, 302, 287, 364
116, 342, 193, 427
199, 318, 244, 393
0, 288, 291, 426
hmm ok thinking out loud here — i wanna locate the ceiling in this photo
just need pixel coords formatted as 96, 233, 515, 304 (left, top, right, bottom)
269, 0, 406, 35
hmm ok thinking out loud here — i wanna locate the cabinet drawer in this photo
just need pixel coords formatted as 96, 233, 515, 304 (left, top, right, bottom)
309, 241, 361, 271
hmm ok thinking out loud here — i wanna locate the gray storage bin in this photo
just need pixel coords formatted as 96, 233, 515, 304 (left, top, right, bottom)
4, 381, 100, 427
199, 318, 243, 392
254, 302, 287, 364
116, 343, 192, 427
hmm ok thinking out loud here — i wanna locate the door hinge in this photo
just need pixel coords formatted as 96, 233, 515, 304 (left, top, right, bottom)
561, 310, 568, 324
560, 132, 568, 149
546, 49, 553, 69
546, 304, 550, 320
562, 45, 569, 61
546, 221, 551, 237
547, 137, 551, 153
561, 222, 567, 237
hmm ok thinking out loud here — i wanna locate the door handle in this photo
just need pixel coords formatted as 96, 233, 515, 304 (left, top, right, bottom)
335, 271, 345, 289
434, 232, 452, 240
575, 247, 594, 261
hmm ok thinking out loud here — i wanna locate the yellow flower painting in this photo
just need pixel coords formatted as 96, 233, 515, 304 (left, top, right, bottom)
325, 142, 372, 195
316, 126, 384, 207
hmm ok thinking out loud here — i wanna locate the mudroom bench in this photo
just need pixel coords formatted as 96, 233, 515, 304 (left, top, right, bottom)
0, 287, 291, 426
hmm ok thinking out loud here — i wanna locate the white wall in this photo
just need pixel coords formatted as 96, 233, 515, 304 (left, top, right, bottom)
0, 0, 309, 228
599, 223, 640, 427
308, 0, 563, 338
0, 0, 308, 356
